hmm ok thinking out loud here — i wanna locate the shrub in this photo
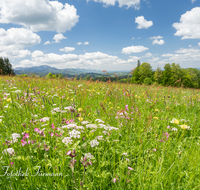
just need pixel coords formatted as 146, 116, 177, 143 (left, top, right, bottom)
144, 77, 152, 85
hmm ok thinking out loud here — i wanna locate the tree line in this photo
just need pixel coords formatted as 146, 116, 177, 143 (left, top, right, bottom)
131, 60, 200, 88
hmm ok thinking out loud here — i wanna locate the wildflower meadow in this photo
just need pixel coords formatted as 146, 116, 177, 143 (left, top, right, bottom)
0, 76, 200, 190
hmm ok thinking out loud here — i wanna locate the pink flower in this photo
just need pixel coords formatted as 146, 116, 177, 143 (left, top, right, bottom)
50, 133, 54, 137
45, 148, 49, 151
34, 128, 39, 132
128, 167, 133, 170
67, 150, 72, 155
167, 125, 170, 129
112, 178, 117, 183
153, 149, 156, 152
125, 105, 128, 111
51, 123, 55, 129
24, 134, 29, 139
10, 162, 14, 167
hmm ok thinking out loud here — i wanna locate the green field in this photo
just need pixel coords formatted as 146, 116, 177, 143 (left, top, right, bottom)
0, 76, 200, 190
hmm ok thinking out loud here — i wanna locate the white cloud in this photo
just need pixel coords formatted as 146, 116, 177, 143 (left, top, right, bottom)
44, 41, 51, 45
191, 0, 197, 4
172, 7, 200, 39
161, 53, 174, 57
144, 52, 152, 57
189, 45, 192, 47
60, 47, 75, 52
159, 47, 200, 68
87, 0, 140, 9
0, 27, 40, 59
53, 33, 67, 43
0, 0, 79, 33
122, 45, 149, 54
198, 42, 200, 46
150, 36, 165, 45
77, 41, 89, 45
127, 56, 140, 63
148, 57, 159, 62
17, 51, 129, 70
131, 37, 135, 40
84, 41, 89, 45
135, 16, 153, 29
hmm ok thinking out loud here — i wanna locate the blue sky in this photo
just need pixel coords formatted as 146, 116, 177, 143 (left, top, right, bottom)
0, 0, 200, 71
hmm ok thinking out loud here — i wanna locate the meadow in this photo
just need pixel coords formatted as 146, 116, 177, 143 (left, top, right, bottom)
0, 76, 200, 190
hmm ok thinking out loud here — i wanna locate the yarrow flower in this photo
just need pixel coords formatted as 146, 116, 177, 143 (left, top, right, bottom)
62, 137, 73, 145
69, 129, 81, 138
3, 148, 15, 155
90, 139, 99, 147
171, 127, 178, 131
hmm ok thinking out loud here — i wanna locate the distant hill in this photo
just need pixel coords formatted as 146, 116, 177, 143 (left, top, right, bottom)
14, 65, 131, 77
14, 65, 102, 76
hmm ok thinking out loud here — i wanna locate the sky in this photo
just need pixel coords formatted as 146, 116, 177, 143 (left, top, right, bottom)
0, 0, 200, 71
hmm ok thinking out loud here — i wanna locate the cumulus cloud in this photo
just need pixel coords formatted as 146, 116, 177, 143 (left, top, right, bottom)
198, 42, 200, 46
87, 0, 140, 9
161, 53, 174, 57
122, 45, 148, 54
0, 0, 79, 33
135, 16, 153, 29
53, 33, 67, 43
150, 36, 165, 45
0, 28, 41, 59
172, 7, 200, 39
16, 51, 130, 70
144, 52, 152, 57
44, 41, 51, 45
60, 47, 75, 52
77, 41, 89, 45
159, 47, 200, 67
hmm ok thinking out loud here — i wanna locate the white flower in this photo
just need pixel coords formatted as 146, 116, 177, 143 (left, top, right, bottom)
75, 126, 85, 130
122, 153, 128, 156
102, 131, 107, 135
40, 117, 50, 122
95, 119, 105, 123
69, 129, 81, 138
95, 136, 103, 140
171, 127, 178, 131
98, 124, 107, 128
3, 148, 14, 155
85, 153, 94, 159
0, 116, 4, 118
62, 124, 77, 129
64, 106, 72, 110
86, 124, 98, 129
90, 139, 99, 147
62, 137, 73, 145
11, 133, 21, 143
170, 118, 179, 124
81, 121, 89, 125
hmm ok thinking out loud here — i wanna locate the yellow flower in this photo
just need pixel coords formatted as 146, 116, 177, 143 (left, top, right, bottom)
6, 98, 11, 102
78, 117, 83, 121
170, 118, 179, 124
88, 113, 90, 116
180, 124, 190, 129
117, 107, 120, 109
155, 109, 159, 112
66, 97, 69, 100
135, 95, 137, 98
153, 117, 158, 120
70, 98, 73, 101
111, 107, 113, 109
59, 97, 62, 99
109, 102, 111, 104
78, 108, 83, 112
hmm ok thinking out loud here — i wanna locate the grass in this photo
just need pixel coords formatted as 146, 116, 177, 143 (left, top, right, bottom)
0, 76, 200, 190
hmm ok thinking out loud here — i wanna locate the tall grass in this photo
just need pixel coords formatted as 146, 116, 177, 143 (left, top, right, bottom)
0, 76, 200, 189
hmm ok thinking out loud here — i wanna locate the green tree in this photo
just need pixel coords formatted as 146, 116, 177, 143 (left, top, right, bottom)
154, 66, 163, 84
58, 73, 64, 79
0, 57, 15, 75
162, 63, 172, 86
46, 72, 53, 78
170, 63, 183, 87
138, 62, 153, 83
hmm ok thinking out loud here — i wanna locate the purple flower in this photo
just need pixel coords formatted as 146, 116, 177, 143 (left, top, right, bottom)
112, 178, 117, 183
125, 105, 128, 111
